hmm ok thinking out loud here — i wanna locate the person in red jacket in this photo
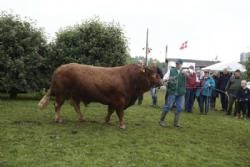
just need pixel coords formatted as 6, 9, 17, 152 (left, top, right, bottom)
184, 65, 197, 113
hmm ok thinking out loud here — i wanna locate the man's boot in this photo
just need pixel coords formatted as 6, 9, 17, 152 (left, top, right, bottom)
152, 97, 158, 107
210, 103, 215, 112
236, 113, 240, 119
159, 111, 167, 127
174, 112, 181, 127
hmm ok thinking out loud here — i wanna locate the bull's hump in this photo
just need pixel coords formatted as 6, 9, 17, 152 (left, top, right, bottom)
69, 63, 138, 70
56, 63, 140, 75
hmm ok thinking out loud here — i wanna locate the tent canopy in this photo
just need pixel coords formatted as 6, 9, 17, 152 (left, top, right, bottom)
202, 62, 246, 72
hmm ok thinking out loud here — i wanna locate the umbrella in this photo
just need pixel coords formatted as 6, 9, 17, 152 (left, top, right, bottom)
202, 61, 246, 72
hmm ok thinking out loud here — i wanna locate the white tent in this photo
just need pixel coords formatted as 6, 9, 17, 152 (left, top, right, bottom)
202, 61, 246, 72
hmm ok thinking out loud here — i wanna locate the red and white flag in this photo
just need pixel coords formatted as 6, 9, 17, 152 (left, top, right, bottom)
147, 48, 152, 54
179, 41, 188, 50
143, 47, 152, 54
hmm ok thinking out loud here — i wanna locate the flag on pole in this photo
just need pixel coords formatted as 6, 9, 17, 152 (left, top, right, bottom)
147, 48, 152, 54
142, 47, 152, 54
165, 45, 168, 63
179, 41, 188, 50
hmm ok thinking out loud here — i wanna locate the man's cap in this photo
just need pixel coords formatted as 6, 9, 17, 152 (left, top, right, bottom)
176, 59, 183, 65
189, 65, 194, 69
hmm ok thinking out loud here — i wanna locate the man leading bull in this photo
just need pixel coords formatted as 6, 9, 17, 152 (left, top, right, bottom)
160, 59, 186, 127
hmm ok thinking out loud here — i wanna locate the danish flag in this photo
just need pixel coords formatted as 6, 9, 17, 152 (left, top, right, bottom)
179, 41, 188, 50
143, 47, 152, 54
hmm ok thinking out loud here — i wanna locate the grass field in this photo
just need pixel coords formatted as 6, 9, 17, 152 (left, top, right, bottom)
0, 90, 250, 167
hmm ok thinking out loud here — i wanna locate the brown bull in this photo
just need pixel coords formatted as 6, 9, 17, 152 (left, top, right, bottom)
38, 63, 162, 129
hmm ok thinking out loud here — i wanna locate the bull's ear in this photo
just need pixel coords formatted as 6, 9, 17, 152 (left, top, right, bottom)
140, 67, 146, 73
145, 67, 152, 73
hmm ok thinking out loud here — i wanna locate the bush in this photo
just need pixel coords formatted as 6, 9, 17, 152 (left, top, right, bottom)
46, 17, 129, 77
0, 11, 48, 98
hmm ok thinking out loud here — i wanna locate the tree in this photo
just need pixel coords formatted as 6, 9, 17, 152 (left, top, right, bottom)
126, 56, 167, 73
0, 11, 47, 98
47, 17, 129, 75
126, 56, 145, 64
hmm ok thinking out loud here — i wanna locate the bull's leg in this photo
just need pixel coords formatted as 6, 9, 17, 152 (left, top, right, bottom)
105, 106, 115, 123
70, 99, 85, 122
116, 110, 126, 129
54, 96, 64, 123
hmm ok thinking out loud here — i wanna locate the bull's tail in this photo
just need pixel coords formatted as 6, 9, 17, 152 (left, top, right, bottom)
38, 88, 51, 110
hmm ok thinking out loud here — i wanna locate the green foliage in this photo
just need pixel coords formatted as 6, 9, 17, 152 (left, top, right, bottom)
0, 11, 47, 97
48, 17, 129, 74
0, 91, 250, 166
245, 53, 250, 80
0, 13, 129, 97
126, 56, 145, 64
127, 56, 167, 73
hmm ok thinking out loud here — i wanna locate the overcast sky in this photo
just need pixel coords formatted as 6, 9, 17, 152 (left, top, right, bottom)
1, 0, 250, 62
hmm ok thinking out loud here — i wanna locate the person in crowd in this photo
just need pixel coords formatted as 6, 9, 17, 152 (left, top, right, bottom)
218, 68, 231, 112
185, 65, 197, 113
195, 70, 203, 109
196, 70, 215, 114
247, 82, 250, 118
225, 69, 241, 116
137, 59, 145, 105
235, 80, 250, 120
160, 59, 186, 127
150, 60, 163, 107
210, 71, 220, 111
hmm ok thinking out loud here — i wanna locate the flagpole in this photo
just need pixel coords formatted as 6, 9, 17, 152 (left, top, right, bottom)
165, 45, 168, 63
145, 28, 149, 66
165, 44, 169, 72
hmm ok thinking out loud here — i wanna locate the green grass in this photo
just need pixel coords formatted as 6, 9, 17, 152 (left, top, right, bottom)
0, 90, 250, 167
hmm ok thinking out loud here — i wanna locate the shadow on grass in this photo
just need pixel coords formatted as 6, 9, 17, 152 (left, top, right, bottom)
12, 120, 42, 126
0, 93, 54, 101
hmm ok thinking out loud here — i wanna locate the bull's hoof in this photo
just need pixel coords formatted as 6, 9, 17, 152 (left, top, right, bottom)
105, 117, 111, 123
105, 122, 113, 126
79, 118, 86, 122
119, 124, 126, 129
55, 119, 63, 124
105, 119, 110, 124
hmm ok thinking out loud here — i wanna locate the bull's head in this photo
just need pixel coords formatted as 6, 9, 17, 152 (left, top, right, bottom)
143, 67, 162, 87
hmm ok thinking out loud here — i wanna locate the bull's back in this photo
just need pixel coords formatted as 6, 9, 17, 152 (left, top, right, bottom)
50, 63, 132, 104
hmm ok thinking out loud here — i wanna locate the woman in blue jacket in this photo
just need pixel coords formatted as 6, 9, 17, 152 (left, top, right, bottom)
196, 70, 215, 114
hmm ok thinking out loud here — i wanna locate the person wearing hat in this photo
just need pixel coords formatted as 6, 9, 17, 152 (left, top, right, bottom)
150, 60, 163, 107
218, 68, 231, 112
196, 70, 215, 114
210, 71, 220, 111
160, 59, 186, 127
225, 69, 241, 116
137, 59, 145, 105
184, 65, 198, 113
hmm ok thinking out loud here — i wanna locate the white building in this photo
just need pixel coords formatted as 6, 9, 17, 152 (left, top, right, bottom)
165, 58, 219, 72
240, 52, 250, 63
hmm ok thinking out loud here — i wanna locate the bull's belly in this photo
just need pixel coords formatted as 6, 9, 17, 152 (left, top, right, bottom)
76, 93, 114, 106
